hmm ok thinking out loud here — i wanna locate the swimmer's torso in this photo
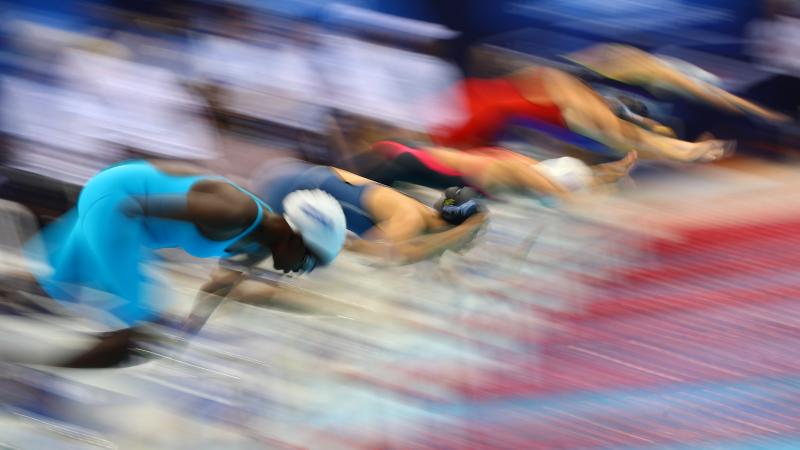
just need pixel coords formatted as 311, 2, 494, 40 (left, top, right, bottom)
84, 160, 264, 257
252, 159, 377, 236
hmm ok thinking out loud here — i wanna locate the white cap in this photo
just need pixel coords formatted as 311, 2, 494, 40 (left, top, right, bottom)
282, 189, 347, 266
533, 157, 593, 193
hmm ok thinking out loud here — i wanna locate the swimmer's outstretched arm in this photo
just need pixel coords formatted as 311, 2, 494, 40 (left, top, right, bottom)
182, 266, 247, 334
187, 268, 341, 315
566, 43, 790, 122
346, 213, 488, 264
59, 328, 144, 369
65, 267, 255, 367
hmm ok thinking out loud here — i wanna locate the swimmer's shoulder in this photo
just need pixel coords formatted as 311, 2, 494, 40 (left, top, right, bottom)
148, 160, 246, 200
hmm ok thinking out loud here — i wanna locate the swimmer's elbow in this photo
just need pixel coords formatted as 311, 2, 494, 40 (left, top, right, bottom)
392, 240, 441, 265
345, 235, 431, 265
228, 280, 278, 305
202, 268, 243, 294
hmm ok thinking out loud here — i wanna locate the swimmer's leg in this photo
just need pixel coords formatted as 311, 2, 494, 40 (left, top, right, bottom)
462, 147, 541, 165
79, 197, 154, 327
368, 141, 474, 189
660, 71, 791, 122
390, 152, 473, 189
481, 159, 570, 196
60, 327, 138, 368
486, 151, 637, 196
0, 273, 139, 368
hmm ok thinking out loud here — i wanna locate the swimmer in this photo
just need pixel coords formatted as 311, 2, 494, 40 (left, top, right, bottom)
429, 66, 733, 162
427, 145, 637, 196
565, 43, 792, 123
347, 140, 637, 198
183, 159, 489, 319
250, 158, 488, 265
327, 64, 732, 164
0, 159, 346, 368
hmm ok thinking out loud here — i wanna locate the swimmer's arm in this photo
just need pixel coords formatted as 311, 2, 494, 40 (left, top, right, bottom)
574, 45, 790, 122
631, 58, 789, 120
60, 328, 140, 369
120, 193, 249, 227
347, 213, 488, 264
182, 266, 246, 334
226, 280, 331, 314
682, 82, 791, 122
395, 212, 488, 263
197, 272, 341, 315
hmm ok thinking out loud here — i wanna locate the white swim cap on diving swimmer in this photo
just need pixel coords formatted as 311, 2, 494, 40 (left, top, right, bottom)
533, 157, 593, 193
282, 189, 346, 265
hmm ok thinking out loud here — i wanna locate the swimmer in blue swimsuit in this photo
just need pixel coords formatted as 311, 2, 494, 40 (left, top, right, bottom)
13, 159, 347, 368
251, 158, 488, 265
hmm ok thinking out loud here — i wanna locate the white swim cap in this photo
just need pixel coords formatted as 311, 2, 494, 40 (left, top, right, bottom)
282, 189, 346, 266
533, 157, 593, 192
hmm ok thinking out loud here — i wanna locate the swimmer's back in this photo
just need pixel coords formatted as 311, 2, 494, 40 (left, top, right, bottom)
252, 159, 377, 236
77, 160, 206, 214
75, 160, 265, 257
430, 77, 566, 148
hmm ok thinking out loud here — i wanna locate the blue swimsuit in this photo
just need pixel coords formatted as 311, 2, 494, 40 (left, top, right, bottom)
252, 159, 377, 236
24, 160, 268, 327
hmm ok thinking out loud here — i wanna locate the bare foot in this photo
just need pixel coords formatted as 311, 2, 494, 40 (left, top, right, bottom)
592, 151, 638, 184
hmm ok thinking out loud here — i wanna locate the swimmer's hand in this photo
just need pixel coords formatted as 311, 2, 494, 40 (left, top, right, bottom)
435, 187, 486, 225
652, 124, 676, 137
440, 199, 485, 225
347, 212, 489, 265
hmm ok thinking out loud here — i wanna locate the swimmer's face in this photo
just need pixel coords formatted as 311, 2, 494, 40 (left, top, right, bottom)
271, 232, 311, 274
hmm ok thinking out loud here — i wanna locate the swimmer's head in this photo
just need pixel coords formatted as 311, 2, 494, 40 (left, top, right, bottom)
279, 189, 346, 272
435, 186, 485, 225
617, 95, 649, 117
